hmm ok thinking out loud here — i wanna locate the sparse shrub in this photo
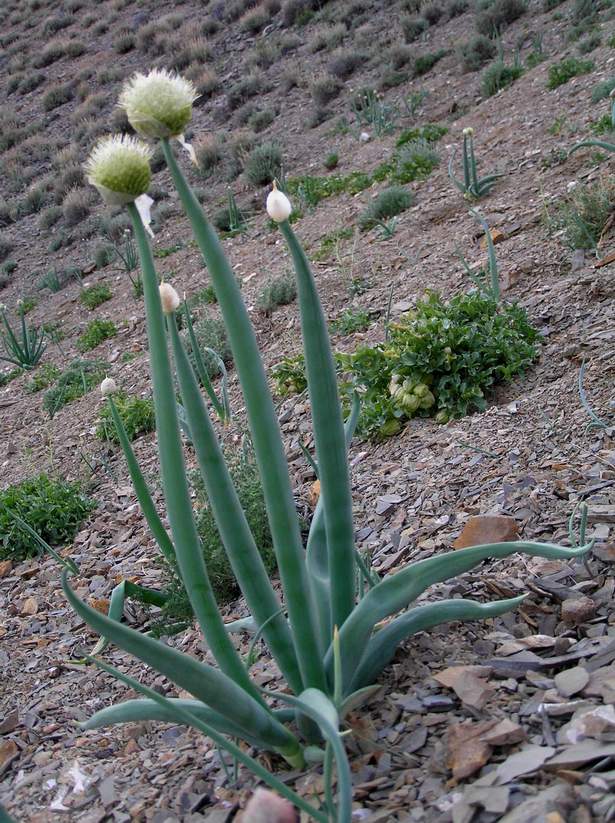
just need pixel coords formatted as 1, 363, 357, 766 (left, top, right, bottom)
324, 152, 339, 170
557, 180, 615, 250
184, 314, 233, 378
396, 123, 448, 145
374, 139, 440, 184
94, 244, 115, 269
448, 0, 469, 16
19, 72, 46, 94
168, 38, 212, 71
388, 44, 413, 69
80, 283, 112, 310
248, 108, 276, 133
476, 0, 527, 38
423, 3, 444, 24
0, 474, 94, 561
195, 135, 224, 177
43, 83, 74, 111
240, 6, 271, 33
42, 359, 108, 416
328, 49, 367, 79
97, 393, 156, 442
255, 272, 297, 314
77, 318, 118, 352
311, 75, 343, 106
578, 34, 601, 55
401, 16, 428, 42
43, 14, 72, 35
113, 31, 135, 53
66, 41, 86, 58
359, 186, 415, 231
330, 308, 370, 335
202, 17, 220, 35
187, 67, 220, 99
482, 59, 524, 96
459, 34, 497, 71
547, 57, 594, 89
543, 0, 565, 8
591, 78, 615, 103
25, 363, 61, 393
0, 237, 13, 262
414, 49, 449, 76
227, 73, 264, 109
32, 42, 65, 68
310, 23, 346, 52
62, 188, 91, 226
243, 142, 283, 186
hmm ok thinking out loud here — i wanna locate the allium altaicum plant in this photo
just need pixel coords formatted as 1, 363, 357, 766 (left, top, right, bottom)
65, 69, 593, 821
0, 303, 46, 369
448, 127, 504, 200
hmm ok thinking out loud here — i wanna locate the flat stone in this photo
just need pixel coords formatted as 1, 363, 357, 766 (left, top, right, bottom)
554, 666, 590, 698
454, 515, 519, 549
561, 596, 596, 626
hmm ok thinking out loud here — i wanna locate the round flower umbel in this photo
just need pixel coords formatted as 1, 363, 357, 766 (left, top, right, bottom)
85, 135, 152, 206
119, 69, 198, 139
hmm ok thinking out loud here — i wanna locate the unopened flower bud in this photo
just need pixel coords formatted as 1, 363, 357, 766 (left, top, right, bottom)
100, 377, 117, 397
462, 127, 474, 137
159, 282, 180, 314
266, 182, 292, 223
119, 69, 198, 139
85, 135, 152, 206
241, 788, 296, 823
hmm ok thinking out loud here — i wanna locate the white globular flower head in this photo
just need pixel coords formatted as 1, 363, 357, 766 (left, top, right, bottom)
119, 69, 198, 139
462, 127, 474, 137
159, 282, 180, 314
266, 181, 292, 223
100, 376, 117, 397
85, 135, 152, 206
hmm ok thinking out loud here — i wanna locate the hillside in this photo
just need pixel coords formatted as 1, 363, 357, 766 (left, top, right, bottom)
1, 0, 615, 820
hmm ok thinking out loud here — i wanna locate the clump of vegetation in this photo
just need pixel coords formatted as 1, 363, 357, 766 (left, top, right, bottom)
458, 34, 497, 72
547, 57, 594, 90
243, 142, 283, 186
80, 283, 112, 310
272, 354, 308, 395
157, 447, 276, 618
0, 474, 94, 561
311, 75, 343, 107
373, 140, 440, 184
330, 308, 370, 335
77, 318, 117, 352
97, 393, 156, 442
42, 82, 74, 111
62, 188, 91, 226
184, 315, 233, 378
396, 123, 448, 146
328, 49, 367, 79
43, 359, 108, 417
591, 78, 615, 103
402, 16, 428, 42
359, 186, 415, 231
227, 73, 265, 109
476, 0, 527, 38
256, 273, 297, 314
482, 59, 524, 97
556, 180, 615, 250
424, 3, 444, 24
414, 49, 449, 77
0, 306, 46, 370
25, 363, 61, 393
288, 171, 372, 209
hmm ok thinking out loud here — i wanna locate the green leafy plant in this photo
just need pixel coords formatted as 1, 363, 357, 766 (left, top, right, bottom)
402, 15, 428, 41
476, 0, 527, 37
350, 89, 397, 136
287, 171, 372, 209
414, 49, 449, 76
80, 283, 112, 310
62, 73, 593, 823
330, 309, 370, 335
25, 363, 61, 393
77, 318, 118, 351
271, 354, 308, 396
448, 128, 504, 199
97, 392, 156, 442
396, 123, 448, 146
256, 272, 297, 314
243, 142, 283, 187
554, 180, 615, 251
458, 34, 497, 71
0, 474, 94, 561
43, 359, 108, 417
481, 57, 523, 96
374, 139, 440, 184
547, 57, 594, 89
17, 297, 37, 316
591, 78, 615, 103
0, 305, 46, 369
358, 186, 415, 231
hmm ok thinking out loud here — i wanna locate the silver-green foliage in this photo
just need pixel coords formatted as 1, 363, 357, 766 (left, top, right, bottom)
66, 80, 593, 822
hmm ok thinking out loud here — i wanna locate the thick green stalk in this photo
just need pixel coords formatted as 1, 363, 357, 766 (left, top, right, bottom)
108, 397, 176, 566
168, 316, 303, 692
462, 134, 471, 190
280, 221, 355, 629
160, 140, 325, 691
127, 202, 258, 699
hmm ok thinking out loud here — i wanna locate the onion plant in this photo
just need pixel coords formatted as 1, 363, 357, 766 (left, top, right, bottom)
569, 100, 615, 155
448, 127, 504, 199
0, 303, 46, 369
66, 70, 593, 821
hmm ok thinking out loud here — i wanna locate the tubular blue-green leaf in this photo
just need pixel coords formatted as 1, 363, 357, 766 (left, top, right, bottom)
108, 397, 176, 566
62, 571, 299, 756
90, 580, 168, 655
279, 221, 355, 630
87, 658, 322, 815
462, 135, 470, 190
168, 316, 302, 693
569, 139, 615, 155
331, 540, 592, 691
127, 202, 256, 697
306, 393, 361, 650
265, 687, 351, 823
350, 596, 526, 690
470, 209, 499, 302
0, 803, 15, 823
182, 299, 227, 421
160, 141, 324, 691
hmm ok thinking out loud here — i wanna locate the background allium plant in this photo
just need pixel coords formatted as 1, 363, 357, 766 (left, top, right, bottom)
60, 69, 593, 821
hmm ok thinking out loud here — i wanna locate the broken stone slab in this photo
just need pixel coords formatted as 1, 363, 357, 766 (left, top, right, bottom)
553, 666, 590, 698
453, 515, 519, 549
497, 783, 576, 823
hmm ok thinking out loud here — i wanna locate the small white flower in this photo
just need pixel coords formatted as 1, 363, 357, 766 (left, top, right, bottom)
359, 131, 371, 143
100, 377, 117, 397
159, 282, 180, 314
119, 69, 198, 139
463, 127, 474, 137
266, 182, 292, 223
567, 180, 578, 193
85, 135, 152, 206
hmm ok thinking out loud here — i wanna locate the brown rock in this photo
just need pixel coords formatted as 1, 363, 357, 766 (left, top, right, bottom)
561, 596, 596, 626
0, 739, 19, 775
554, 666, 590, 698
20, 596, 38, 616
447, 722, 493, 780
481, 718, 525, 746
0, 560, 13, 578
454, 515, 519, 549
307, 479, 320, 509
